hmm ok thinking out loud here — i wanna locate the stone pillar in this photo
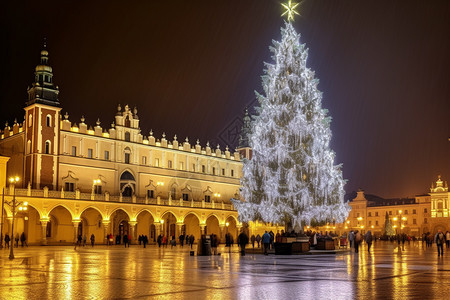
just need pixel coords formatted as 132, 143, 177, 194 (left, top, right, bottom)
40, 219, 49, 245
72, 220, 80, 243
200, 224, 206, 235
176, 222, 184, 237
219, 224, 226, 241
102, 220, 110, 245
129, 221, 137, 244
155, 221, 162, 238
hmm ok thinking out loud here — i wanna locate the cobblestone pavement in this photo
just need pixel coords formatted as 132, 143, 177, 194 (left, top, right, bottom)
1, 241, 450, 299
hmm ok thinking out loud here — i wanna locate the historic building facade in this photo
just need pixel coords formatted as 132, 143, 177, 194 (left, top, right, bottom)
0, 46, 280, 245
343, 176, 449, 236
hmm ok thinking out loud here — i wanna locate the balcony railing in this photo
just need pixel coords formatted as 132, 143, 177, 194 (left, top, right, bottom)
3, 188, 235, 211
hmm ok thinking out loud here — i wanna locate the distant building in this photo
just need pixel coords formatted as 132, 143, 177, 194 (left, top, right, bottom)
344, 176, 449, 236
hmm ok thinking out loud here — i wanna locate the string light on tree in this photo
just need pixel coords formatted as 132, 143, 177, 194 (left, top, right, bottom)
233, 2, 350, 230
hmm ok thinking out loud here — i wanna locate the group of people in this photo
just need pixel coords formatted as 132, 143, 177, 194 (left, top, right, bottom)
2, 232, 28, 248
348, 230, 373, 253
74, 234, 95, 249
156, 234, 196, 248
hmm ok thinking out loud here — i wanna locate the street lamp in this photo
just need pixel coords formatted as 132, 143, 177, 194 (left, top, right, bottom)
4, 177, 27, 259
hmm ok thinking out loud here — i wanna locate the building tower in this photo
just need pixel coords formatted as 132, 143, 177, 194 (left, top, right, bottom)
24, 42, 61, 189
236, 109, 252, 160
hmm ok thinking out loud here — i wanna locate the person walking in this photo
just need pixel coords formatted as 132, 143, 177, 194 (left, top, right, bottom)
446, 231, 450, 249
20, 232, 28, 247
123, 234, 129, 248
354, 230, 361, 253
238, 230, 249, 256
251, 234, 256, 248
189, 234, 195, 249
109, 233, 113, 246
348, 230, 355, 249
14, 233, 19, 248
143, 235, 148, 248
90, 234, 95, 247
162, 235, 167, 248
157, 234, 162, 247
4, 234, 10, 249
255, 234, 261, 248
211, 233, 218, 255
435, 230, 445, 257
269, 231, 275, 249
83, 234, 87, 247
74, 234, 82, 250
179, 233, 185, 247
262, 231, 271, 255
364, 230, 373, 253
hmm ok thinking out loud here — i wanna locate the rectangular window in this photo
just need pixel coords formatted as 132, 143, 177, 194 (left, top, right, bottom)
88, 148, 93, 158
155, 158, 160, 167
147, 190, 154, 199
413, 219, 416, 225
65, 182, 74, 192
389, 211, 392, 215
202, 165, 205, 173
375, 212, 379, 217
212, 167, 216, 175
142, 156, 147, 165
94, 185, 102, 194
231, 169, 234, 177
404, 210, 408, 215
424, 208, 427, 213
182, 193, 189, 201
222, 169, 225, 176
168, 160, 172, 168
71, 146, 77, 156
204, 195, 211, 202
104, 151, 110, 160
413, 209, 416, 214
424, 218, 427, 224
124, 153, 130, 164
368, 212, 372, 217
375, 220, 379, 226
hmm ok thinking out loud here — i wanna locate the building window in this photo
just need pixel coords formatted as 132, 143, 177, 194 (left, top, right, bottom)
46, 115, 51, 127
202, 165, 205, 173
94, 185, 102, 194
368, 212, 372, 217
65, 182, 75, 192
104, 151, 110, 160
375, 212, 378, 217
389, 211, 392, 215
142, 156, 147, 165
125, 153, 130, 164
88, 148, 93, 158
413, 219, 416, 225
204, 195, 211, 203
212, 167, 216, 175
231, 169, 234, 177
192, 164, 196, 172
72, 146, 77, 156
222, 169, 225, 176
155, 158, 160, 167
424, 218, 427, 224
413, 209, 416, 214
424, 208, 427, 213
125, 132, 130, 142
375, 220, 379, 226
404, 210, 408, 215
168, 160, 173, 169
369, 221, 372, 226
45, 141, 51, 154
182, 193, 189, 201
147, 190, 154, 199
170, 187, 176, 199
179, 162, 184, 170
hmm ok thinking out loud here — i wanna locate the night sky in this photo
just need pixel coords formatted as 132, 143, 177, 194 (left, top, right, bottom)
1, 1, 449, 198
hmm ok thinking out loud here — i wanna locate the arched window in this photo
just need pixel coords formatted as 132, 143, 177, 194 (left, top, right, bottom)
125, 132, 130, 142
45, 140, 51, 154
124, 147, 131, 164
125, 115, 130, 127
120, 171, 135, 181
46, 115, 51, 127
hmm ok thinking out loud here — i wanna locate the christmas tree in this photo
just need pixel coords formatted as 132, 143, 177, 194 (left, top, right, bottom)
233, 11, 350, 229
384, 212, 395, 236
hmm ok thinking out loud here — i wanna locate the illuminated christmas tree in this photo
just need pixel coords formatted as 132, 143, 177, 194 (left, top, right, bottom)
233, 4, 350, 229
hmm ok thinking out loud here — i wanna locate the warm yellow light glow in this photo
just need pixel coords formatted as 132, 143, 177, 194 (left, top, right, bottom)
87, 130, 94, 135
281, 0, 300, 22
357, 217, 362, 221
393, 217, 398, 221
399, 210, 402, 214
157, 182, 164, 186
402, 217, 406, 221
214, 193, 221, 197
371, 225, 374, 228
346, 220, 350, 224
160, 220, 164, 224
226, 222, 229, 227
102, 132, 110, 138
393, 225, 397, 228
71, 127, 79, 132
19, 207, 23, 211
24, 202, 28, 206
360, 225, 364, 229
344, 226, 348, 229
306, 226, 310, 229
23, 207, 27, 211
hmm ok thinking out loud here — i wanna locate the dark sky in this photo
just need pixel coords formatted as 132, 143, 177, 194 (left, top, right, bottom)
1, 0, 449, 198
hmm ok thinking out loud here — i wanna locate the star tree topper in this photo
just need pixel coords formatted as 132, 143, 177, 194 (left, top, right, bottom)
281, 0, 300, 22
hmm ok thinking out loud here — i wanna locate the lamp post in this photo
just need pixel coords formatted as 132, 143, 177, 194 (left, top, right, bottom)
0, 187, 5, 249
5, 176, 27, 260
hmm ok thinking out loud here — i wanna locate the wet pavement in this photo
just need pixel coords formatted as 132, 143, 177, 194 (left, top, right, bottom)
1, 241, 450, 299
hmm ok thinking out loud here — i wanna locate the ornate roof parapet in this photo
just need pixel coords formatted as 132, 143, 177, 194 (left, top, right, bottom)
431, 175, 448, 193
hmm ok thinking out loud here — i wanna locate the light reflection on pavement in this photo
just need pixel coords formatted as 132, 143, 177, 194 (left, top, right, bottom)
1, 241, 450, 299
